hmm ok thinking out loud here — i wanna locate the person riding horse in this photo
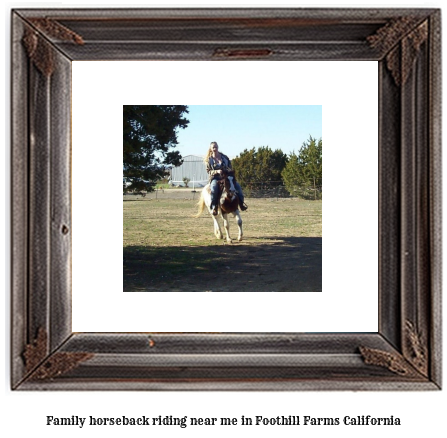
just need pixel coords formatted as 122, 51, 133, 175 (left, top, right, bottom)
205, 142, 248, 216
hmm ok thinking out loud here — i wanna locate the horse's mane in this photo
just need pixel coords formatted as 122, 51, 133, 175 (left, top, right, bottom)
223, 168, 236, 178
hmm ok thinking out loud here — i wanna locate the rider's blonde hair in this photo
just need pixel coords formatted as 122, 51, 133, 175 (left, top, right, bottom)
204, 142, 218, 164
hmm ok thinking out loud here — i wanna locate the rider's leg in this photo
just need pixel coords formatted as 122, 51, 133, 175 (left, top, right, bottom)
234, 182, 248, 211
210, 179, 219, 215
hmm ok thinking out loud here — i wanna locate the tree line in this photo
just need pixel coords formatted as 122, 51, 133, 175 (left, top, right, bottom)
232, 137, 322, 200
123, 105, 322, 199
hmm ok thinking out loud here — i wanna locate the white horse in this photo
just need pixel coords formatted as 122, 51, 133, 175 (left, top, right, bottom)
195, 172, 243, 243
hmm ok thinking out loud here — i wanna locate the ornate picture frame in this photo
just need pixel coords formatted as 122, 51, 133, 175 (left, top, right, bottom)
11, 8, 441, 390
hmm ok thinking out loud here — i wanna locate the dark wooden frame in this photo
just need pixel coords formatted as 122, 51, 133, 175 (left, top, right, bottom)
11, 8, 441, 390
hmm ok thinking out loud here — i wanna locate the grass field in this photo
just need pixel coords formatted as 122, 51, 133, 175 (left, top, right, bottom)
123, 195, 322, 292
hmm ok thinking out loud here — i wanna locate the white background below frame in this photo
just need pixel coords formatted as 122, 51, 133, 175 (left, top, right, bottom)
72, 60, 378, 333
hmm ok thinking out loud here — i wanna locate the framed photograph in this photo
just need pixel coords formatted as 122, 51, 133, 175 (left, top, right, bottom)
73, 62, 376, 334
120, 103, 324, 294
11, 8, 441, 390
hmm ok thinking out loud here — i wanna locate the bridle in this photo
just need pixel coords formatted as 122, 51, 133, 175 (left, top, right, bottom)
219, 170, 238, 202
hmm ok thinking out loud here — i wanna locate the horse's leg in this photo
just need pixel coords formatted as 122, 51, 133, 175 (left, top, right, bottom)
212, 214, 223, 239
203, 185, 212, 214
233, 210, 243, 241
222, 213, 232, 243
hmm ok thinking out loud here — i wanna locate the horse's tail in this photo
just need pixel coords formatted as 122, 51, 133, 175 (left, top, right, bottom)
194, 191, 206, 217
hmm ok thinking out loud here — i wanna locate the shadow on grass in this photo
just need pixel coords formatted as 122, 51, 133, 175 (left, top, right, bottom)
124, 236, 322, 292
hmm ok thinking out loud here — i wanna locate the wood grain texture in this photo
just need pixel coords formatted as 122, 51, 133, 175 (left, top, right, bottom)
28, 60, 51, 344
11, 13, 29, 389
378, 59, 401, 350
49, 50, 73, 350
11, 7, 441, 391
428, 10, 442, 388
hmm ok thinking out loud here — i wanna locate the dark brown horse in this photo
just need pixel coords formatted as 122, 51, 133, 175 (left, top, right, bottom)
195, 170, 243, 243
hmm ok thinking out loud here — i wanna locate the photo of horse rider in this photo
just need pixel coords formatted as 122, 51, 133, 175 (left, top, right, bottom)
204, 141, 248, 215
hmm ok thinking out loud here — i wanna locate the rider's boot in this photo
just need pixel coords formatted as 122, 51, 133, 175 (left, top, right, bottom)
239, 199, 248, 211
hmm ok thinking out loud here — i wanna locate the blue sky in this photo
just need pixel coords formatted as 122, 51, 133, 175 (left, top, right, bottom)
175, 105, 322, 159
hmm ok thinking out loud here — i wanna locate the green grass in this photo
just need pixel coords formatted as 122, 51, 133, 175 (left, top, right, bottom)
123, 197, 322, 291
124, 198, 321, 246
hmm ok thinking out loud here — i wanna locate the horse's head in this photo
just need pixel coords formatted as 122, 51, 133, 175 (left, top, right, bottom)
222, 170, 238, 201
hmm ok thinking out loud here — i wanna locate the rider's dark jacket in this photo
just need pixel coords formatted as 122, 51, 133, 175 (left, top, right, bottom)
206, 154, 232, 183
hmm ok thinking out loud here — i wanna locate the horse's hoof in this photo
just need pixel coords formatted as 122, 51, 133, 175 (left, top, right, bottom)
238, 236, 243, 242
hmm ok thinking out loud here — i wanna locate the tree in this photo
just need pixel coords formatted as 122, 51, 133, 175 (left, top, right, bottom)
281, 136, 322, 199
231, 146, 288, 191
123, 105, 189, 192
